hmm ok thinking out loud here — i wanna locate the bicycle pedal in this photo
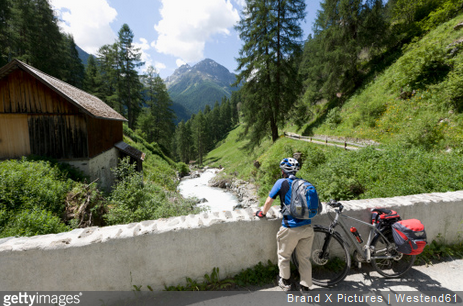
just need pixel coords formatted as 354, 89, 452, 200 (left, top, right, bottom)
357, 262, 362, 269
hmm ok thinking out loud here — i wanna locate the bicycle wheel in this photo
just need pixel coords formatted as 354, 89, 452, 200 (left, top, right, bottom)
291, 226, 351, 287
371, 227, 416, 278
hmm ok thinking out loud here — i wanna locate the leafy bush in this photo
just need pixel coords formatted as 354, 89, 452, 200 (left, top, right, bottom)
0, 158, 73, 213
0, 159, 73, 237
176, 162, 190, 177
0, 209, 70, 238
325, 107, 342, 129
105, 157, 202, 225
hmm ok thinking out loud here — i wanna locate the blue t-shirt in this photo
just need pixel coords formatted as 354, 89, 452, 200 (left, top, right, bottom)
269, 177, 312, 228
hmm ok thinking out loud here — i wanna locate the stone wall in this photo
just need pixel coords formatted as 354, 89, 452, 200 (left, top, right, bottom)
1, 191, 462, 292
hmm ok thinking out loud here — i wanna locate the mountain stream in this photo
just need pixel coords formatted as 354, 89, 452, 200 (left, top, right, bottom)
177, 169, 239, 212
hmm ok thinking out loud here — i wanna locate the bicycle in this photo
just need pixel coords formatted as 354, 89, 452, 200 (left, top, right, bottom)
291, 200, 416, 287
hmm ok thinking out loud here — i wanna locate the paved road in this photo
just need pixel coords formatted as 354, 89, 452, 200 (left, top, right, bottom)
105, 259, 463, 305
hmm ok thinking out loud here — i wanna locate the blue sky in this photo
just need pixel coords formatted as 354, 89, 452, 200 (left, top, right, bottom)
50, 0, 321, 79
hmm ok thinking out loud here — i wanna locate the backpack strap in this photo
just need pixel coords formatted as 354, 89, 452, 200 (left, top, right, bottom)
280, 177, 295, 228
283, 215, 290, 228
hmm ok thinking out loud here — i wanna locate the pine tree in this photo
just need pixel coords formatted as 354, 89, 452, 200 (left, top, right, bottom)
84, 55, 103, 97
139, 65, 176, 149
208, 101, 222, 144
96, 43, 122, 113
62, 34, 85, 89
300, 0, 389, 105
235, 0, 306, 148
175, 120, 193, 164
0, 0, 12, 66
192, 111, 208, 165
118, 24, 144, 129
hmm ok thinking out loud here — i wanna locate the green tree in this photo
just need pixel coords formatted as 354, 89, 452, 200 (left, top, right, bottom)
0, 0, 12, 66
299, 0, 389, 109
192, 111, 208, 165
84, 55, 103, 97
139, 65, 176, 150
175, 120, 193, 164
96, 43, 122, 113
235, 0, 306, 148
62, 34, 85, 89
5, 0, 81, 82
118, 24, 144, 129
208, 101, 222, 145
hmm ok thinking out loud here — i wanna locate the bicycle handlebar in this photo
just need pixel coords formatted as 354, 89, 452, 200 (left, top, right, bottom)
327, 199, 343, 209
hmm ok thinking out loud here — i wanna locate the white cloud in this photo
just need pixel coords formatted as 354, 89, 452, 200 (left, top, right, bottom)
233, 0, 246, 7
50, 0, 117, 54
133, 37, 152, 69
155, 62, 167, 71
153, 0, 240, 63
176, 59, 187, 67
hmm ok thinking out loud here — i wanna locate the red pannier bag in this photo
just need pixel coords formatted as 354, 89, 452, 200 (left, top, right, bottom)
392, 219, 427, 255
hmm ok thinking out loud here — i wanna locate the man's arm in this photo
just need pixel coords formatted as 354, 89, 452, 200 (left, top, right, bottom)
262, 196, 274, 215
256, 196, 275, 218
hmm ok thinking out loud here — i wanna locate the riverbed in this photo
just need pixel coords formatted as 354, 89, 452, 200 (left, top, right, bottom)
177, 169, 239, 212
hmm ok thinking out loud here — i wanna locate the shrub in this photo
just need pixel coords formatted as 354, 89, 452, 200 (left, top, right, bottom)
176, 162, 190, 177
325, 107, 342, 129
0, 209, 70, 238
105, 157, 202, 225
0, 158, 73, 217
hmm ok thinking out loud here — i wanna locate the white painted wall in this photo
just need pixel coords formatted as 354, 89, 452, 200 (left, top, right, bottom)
64, 147, 120, 191
0, 191, 462, 292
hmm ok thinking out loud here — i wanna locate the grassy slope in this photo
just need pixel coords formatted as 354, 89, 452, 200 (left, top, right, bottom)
307, 14, 463, 150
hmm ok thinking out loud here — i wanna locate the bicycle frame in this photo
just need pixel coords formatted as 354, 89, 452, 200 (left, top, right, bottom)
327, 208, 394, 263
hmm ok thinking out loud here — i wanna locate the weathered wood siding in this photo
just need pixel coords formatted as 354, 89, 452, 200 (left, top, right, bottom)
0, 69, 80, 115
87, 117, 123, 158
0, 68, 89, 158
0, 114, 30, 158
28, 115, 88, 159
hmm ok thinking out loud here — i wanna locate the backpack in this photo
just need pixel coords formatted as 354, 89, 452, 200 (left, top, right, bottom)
392, 219, 427, 255
281, 176, 321, 220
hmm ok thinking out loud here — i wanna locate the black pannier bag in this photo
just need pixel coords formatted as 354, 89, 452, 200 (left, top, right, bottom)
392, 219, 427, 255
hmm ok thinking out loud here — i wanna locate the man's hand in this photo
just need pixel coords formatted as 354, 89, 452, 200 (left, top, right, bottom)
255, 210, 266, 218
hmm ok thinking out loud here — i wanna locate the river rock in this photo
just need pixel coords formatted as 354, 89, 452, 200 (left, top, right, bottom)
210, 177, 260, 209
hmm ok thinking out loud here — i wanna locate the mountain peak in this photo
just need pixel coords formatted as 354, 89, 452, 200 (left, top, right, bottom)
166, 58, 239, 120
165, 59, 235, 89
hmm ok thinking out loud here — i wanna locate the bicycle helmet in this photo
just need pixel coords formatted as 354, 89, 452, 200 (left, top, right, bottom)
279, 157, 300, 175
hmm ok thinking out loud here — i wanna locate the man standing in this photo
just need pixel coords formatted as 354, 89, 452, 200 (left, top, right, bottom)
255, 157, 314, 293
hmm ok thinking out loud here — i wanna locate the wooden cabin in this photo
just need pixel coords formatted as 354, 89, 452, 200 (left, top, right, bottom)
0, 59, 144, 190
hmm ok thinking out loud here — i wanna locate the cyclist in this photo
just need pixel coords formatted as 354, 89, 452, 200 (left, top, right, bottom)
255, 157, 314, 293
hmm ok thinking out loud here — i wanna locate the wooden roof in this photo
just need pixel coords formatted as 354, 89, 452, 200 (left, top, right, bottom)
114, 141, 145, 161
0, 59, 127, 121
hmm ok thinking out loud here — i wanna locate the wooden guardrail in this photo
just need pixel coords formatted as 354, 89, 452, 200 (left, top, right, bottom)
284, 132, 381, 151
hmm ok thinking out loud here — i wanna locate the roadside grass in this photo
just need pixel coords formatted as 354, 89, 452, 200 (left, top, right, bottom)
164, 261, 279, 291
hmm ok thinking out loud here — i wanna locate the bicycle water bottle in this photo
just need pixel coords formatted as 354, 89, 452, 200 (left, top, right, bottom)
350, 227, 363, 243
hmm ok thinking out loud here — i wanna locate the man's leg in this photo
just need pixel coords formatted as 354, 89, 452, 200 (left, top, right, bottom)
277, 226, 299, 281
296, 225, 314, 288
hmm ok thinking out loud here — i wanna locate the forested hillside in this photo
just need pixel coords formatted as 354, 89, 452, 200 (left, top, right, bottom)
295, 1, 463, 151
204, 0, 463, 204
